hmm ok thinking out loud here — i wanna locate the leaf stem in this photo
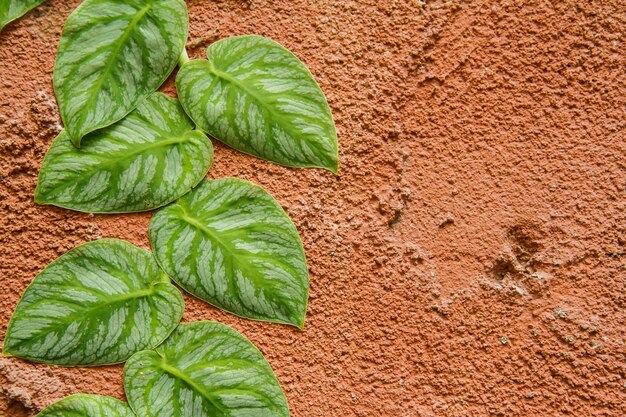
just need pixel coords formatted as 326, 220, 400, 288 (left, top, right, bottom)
179, 48, 190, 67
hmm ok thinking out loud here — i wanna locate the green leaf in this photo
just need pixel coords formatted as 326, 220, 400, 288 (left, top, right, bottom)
0, 0, 44, 32
176, 35, 338, 173
35, 92, 213, 214
3, 239, 184, 366
53, 0, 188, 146
36, 394, 134, 417
150, 178, 309, 327
124, 321, 290, 417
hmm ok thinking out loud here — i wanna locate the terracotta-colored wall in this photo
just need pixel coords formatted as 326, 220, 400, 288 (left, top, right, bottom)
1, 1, 624, 415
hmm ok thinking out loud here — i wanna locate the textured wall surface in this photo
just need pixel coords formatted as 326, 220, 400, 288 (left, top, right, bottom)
1, 0, 625, 416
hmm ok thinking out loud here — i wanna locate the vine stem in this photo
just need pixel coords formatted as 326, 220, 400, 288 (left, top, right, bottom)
178, 48, 190, 67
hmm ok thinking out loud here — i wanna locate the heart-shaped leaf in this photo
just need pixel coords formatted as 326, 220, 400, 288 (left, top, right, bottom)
35, 92, 213, 214
54, 0, 188, 146
0, 0, 44, 31
36, 394, 134, 417
176, 35, 338, 173
124, 321, 290, 417
150, 178, 309, 327
3, 239, 184, 366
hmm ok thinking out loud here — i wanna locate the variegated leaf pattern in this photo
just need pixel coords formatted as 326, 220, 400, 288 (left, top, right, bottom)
36, 394, 134, 417
150, 178, 309, 327
3, 239, 184, 366
176, 35, 338, 172
0, 0, 44, 31
53, 0, 188, 146
35, 92, 213, 213
124, 321, 290, 417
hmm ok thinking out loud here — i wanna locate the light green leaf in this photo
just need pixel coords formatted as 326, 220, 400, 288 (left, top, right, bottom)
36, 394, 134, 417
3, 239, 184, 366
53, 0, 188, 146
0, 0, 44, 32
35, 92, 213, 214
150, 178, 309, 327
176, 35, 338, 173
124, 321, 290, 417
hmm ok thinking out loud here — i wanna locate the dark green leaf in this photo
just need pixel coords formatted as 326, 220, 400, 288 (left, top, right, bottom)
35, 92, 213, 213
36, 394, 134, 417
54, 0, 188, 146
124, 321, 290, 417
177, 35, 338, 172
150, 178, 309, 327
0, 0, 44, 32
3, 239, 184, 366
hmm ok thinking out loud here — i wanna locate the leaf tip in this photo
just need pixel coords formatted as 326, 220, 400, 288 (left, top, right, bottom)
289, 311, 306, 329
33, 185, 55, 208
68, 133, 82, 148
323, 159, 339, 175
1, 341, 14, 357
33, 186, 47, 205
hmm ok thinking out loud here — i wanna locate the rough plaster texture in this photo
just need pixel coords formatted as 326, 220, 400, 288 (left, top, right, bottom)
1, 0, 625, 416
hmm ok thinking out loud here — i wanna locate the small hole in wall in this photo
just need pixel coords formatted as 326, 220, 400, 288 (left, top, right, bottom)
7, 399, 34, 417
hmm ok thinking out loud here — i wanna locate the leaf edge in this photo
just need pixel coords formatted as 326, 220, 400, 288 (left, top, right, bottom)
0, 0, 45, 33
34, 393, 133, 417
